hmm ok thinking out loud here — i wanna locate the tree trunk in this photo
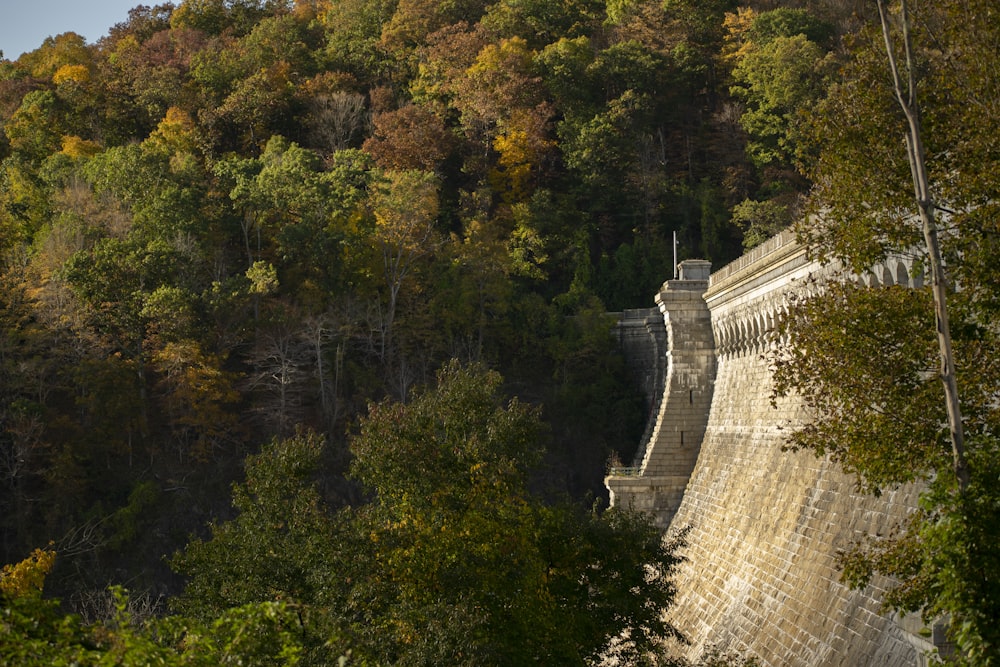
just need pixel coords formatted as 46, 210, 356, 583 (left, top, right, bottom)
876, 0, 970, 491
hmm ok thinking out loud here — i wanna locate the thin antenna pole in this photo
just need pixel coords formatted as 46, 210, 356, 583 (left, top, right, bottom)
673, 231, 678, 279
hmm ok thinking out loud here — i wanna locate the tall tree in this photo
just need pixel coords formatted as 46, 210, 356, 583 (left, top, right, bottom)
346, 361, 686, 665
873, 0, 967, 490
729, 32, 833, 170
776, 0, 1000, 659
368, 168, 442, 368
172, 363, 686, 665
216, 136, 371, 293
171, 429, 337, 621
363, 103, 453, 172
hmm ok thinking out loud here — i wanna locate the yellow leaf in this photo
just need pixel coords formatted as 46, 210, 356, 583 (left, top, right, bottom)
0, 546, 56, 598
60, 134, 101, 158
52, 63, 90, 84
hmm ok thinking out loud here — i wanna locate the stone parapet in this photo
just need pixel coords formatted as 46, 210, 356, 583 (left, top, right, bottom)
604, 474, 691, 529
706, 228, 801, 293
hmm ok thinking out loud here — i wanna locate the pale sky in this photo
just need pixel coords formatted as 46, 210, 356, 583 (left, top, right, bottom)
0, 0, 143, 60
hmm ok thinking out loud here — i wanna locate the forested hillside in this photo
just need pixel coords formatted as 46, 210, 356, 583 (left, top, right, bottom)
0, 0, 914, 663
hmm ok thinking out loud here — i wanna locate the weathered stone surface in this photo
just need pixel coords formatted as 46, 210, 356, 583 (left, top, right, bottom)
610, 234, 938, 666
666, 350, 925, 665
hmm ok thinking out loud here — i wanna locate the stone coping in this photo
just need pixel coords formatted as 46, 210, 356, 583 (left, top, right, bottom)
705, 229, 806, 302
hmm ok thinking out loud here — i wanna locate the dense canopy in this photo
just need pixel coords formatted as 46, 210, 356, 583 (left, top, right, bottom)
4, 0, 996, 664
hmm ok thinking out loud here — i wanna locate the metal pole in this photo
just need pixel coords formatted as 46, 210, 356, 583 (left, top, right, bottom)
673, 231, 678, 279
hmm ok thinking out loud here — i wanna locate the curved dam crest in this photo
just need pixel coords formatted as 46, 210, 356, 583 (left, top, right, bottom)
608, 230, 941, 665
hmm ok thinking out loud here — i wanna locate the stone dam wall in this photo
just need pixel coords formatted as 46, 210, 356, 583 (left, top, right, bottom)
608, 231, 940, 665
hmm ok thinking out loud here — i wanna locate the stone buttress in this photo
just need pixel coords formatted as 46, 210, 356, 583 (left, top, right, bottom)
606, 259, 714, 529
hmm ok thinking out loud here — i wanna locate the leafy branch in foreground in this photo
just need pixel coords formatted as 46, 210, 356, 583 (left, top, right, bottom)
777, 1, 1000, 659
171, 361, 687, 665
345, 360, 687, 666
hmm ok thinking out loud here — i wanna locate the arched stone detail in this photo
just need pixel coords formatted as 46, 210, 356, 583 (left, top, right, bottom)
878, 263, 893, 286
763, 309, 777, 352
716, 318, 728, 358
725, 319, 735, 358
895, 260, 909, 287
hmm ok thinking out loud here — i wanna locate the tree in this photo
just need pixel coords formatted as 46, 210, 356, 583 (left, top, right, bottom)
82, 138, 210, 244
489, 103, 556, 204
246, 318, 312, 436
4, 90, 64, 161
172, 362, 686, 665
362, 103, 453, 172
63, 235, 191, 356
302, 85, 368, 157
380, 0, 489, 65
730, 32, 833, 169
408, 21, 487, 110
0, 547, 105, 666
559, 89, 651, 191
451, 35, 546, 143
731, 198, 789, 250
873, 0, 966, 490
320, 0, 396, 83
368, 169, 442, 366
346, 361, 685, 665
480, 0, 603, 50
169, 429, 361, 667
103, 4, 174, 47
100, 25, 208, 136
723, 7, 834, 59
169, 0, 229, 35
536, 36, 598, 115
216, 136, 372, 292
171, 429, 337, 621
776, 0, 1000, 659
152, 340, 242, 463
17, 32, 93, 81
1, 545, 349, 666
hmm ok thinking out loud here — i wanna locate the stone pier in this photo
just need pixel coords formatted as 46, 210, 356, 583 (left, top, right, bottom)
607, 259, 715, 529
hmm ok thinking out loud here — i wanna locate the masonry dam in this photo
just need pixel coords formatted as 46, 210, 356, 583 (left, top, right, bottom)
607, 230, 944, 666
